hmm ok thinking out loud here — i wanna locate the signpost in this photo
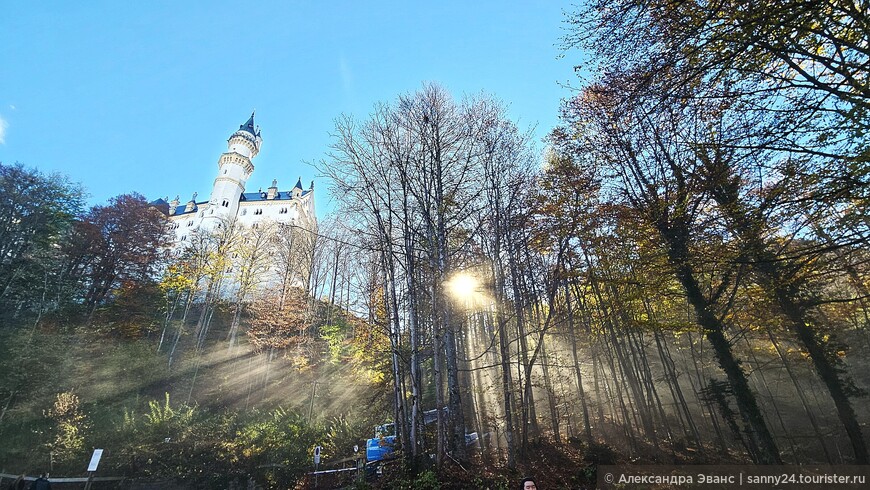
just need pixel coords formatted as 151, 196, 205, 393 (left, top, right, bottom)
83, 449, 103, 490
313, 445, 322, 488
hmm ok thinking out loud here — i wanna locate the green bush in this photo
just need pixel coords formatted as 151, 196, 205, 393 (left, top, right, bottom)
45, 391, 89, 467
383, 469, 442, 490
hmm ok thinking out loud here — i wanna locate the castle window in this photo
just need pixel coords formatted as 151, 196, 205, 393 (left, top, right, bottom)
187, 220, 193, 227
199, 211, 204, 217
181, 235, 187, 241
252, 223, 259, 229
222, 199, 229, 207
241, 209, 247, 216
210, 209, 214, 215
224, 169, 228, 174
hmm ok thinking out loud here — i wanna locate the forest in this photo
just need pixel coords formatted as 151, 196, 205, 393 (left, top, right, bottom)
1, 1, 868, 489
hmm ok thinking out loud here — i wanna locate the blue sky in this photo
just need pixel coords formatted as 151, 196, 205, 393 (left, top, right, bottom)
0, 1, 579, 214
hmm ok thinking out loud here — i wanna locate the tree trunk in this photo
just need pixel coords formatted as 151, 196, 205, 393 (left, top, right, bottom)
766, 328, 833, 463
673, 258, 782, 464
539, 333, 562, 442
566, 279, 593, 440
493, 262, 517, 467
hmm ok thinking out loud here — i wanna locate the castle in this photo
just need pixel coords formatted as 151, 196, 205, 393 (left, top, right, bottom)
152, 114, 317, 293
159, 113, 316, 244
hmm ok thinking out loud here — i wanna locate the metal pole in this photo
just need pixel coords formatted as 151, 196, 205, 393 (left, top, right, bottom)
307, 381, 317, 422
83, 471, 94, 490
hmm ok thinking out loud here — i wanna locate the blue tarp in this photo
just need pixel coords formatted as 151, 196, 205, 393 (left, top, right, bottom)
366, 435, 397, 462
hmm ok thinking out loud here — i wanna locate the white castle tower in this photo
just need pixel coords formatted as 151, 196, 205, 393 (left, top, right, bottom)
202, 112, 262, 229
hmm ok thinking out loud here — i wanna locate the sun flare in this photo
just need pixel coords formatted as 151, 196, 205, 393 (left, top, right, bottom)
446, 273, 479, 300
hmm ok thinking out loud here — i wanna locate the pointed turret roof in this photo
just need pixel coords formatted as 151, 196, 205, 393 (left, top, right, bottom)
294, 177, 304, 189
239, 112, 256, 136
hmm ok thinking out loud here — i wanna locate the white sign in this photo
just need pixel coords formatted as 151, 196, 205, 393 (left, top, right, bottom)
87, 449, 104, 472
314, 445, 321, 465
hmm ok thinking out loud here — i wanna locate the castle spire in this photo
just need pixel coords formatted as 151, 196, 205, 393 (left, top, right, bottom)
239, 111, 256, 136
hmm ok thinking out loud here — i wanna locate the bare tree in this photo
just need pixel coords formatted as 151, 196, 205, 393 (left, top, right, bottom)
226, 220, 277, 349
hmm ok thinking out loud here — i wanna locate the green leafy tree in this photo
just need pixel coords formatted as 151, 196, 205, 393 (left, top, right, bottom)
234, 407, 320, 487
0, 162, 84, 322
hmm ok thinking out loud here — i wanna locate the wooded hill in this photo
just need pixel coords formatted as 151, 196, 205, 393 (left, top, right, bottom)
0, 268, 391, 486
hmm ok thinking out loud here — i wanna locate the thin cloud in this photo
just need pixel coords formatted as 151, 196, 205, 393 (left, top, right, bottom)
0, 115, 7, 144
339, 56, 355, 102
